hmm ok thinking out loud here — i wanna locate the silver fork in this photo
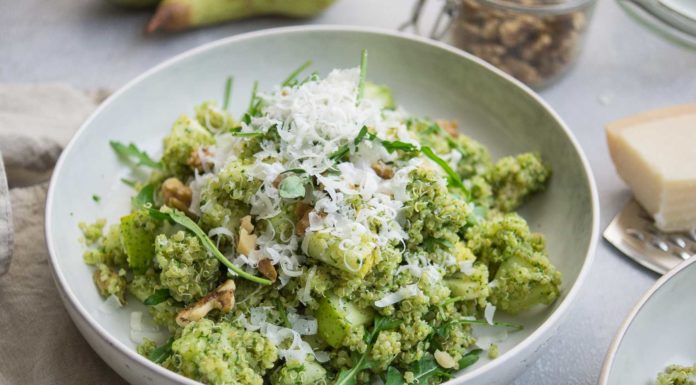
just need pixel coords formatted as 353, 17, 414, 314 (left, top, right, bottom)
604, 199, 695, 275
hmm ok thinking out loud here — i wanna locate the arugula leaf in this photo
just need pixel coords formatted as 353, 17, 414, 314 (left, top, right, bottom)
230, 132, 264, 138
131, 183, 156, 210
282, 60, 312, 87
223, 76, 233, 110
147, 208, 272, 286
148, 337, 174, 364
410, 355, 451, 383
247, 80, 259, 116
280, 168, 307, 175
354, 125, 369, 145
143, 288, 170, 306
377, 138, 419, 154
356, 49, 368, 104
458, 349, 482, 370
121, 178, 138, 188
274, 298, 291, 328
336, 316, 400, 385
298, 72, 320, 86
381, 350, 481, 385
335, 354, 370, 385
421, 146, 469, 195
278, 175, 307, 199
384, 366, 404, 385
363, 316, 402, 344
110, 141, 161, 169
329, 126, 370, 162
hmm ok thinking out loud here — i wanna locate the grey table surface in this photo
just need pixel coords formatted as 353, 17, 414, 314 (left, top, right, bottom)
3, 0, 696, 384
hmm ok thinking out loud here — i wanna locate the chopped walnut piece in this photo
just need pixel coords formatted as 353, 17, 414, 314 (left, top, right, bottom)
371, 161, 395, 179
237, 215, 257, 256
257, 259, 278, 282
161, 178, 192, 212
240, 215, 254, 233
272, 174, 284, 188
294, 202, 314, 237
498, 15, 542, 47
435, 119, 459, 138
176, 280, 235, 326
186, 147, 211, 172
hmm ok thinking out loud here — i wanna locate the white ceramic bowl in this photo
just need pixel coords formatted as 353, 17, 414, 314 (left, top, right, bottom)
45, 26, 599, 385
599, 257, 696, 385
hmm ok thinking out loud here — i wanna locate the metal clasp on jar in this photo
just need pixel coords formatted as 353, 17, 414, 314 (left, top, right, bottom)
398, 0, 461, 40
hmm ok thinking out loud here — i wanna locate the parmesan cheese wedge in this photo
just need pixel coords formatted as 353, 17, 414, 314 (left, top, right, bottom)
607, 104, 696, 232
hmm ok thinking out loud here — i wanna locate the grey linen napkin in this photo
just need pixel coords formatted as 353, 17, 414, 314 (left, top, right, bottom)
0, 84, 127, 385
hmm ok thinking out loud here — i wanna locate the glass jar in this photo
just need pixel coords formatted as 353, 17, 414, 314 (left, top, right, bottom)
402, 0, 597, 88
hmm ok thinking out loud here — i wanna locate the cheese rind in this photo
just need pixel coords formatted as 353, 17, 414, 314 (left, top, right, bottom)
606, 104, 696, 232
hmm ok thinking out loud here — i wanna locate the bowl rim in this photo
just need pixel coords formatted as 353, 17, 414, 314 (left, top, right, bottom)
598, 256, 696, 385
45, 24, 599, 385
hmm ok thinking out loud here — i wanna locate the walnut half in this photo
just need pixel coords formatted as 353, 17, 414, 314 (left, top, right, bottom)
176, 279, 236, 326
161, 178, 192, 212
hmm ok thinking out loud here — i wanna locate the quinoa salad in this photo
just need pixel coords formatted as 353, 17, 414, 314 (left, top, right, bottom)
80, 52, 560, 385
656, 364, 696, 385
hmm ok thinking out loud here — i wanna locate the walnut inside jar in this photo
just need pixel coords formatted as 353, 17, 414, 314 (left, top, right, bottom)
450, 0, 591, 87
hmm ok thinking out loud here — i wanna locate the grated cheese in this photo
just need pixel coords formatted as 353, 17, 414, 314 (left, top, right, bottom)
484, 302, 497, 325
198, 68, 427, 289
374, 284, 422, 308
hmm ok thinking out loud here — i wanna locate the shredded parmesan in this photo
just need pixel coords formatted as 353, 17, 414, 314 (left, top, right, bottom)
238, 310, 321, 364
198, 69, 419, 287
300, 266, 317, 305
374, 284, 422, 308
98, 294, 123, 314
484, 302, 496, 325
129, 311, 165, 344
288, 312, 318, 335
459, 260, 475, 275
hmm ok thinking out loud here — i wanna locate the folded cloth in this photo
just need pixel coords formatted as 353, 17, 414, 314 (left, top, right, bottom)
0, 84, 127, 385
0, 83, 99, 276
0, 155, 11, 276
0, 83, 97, 187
